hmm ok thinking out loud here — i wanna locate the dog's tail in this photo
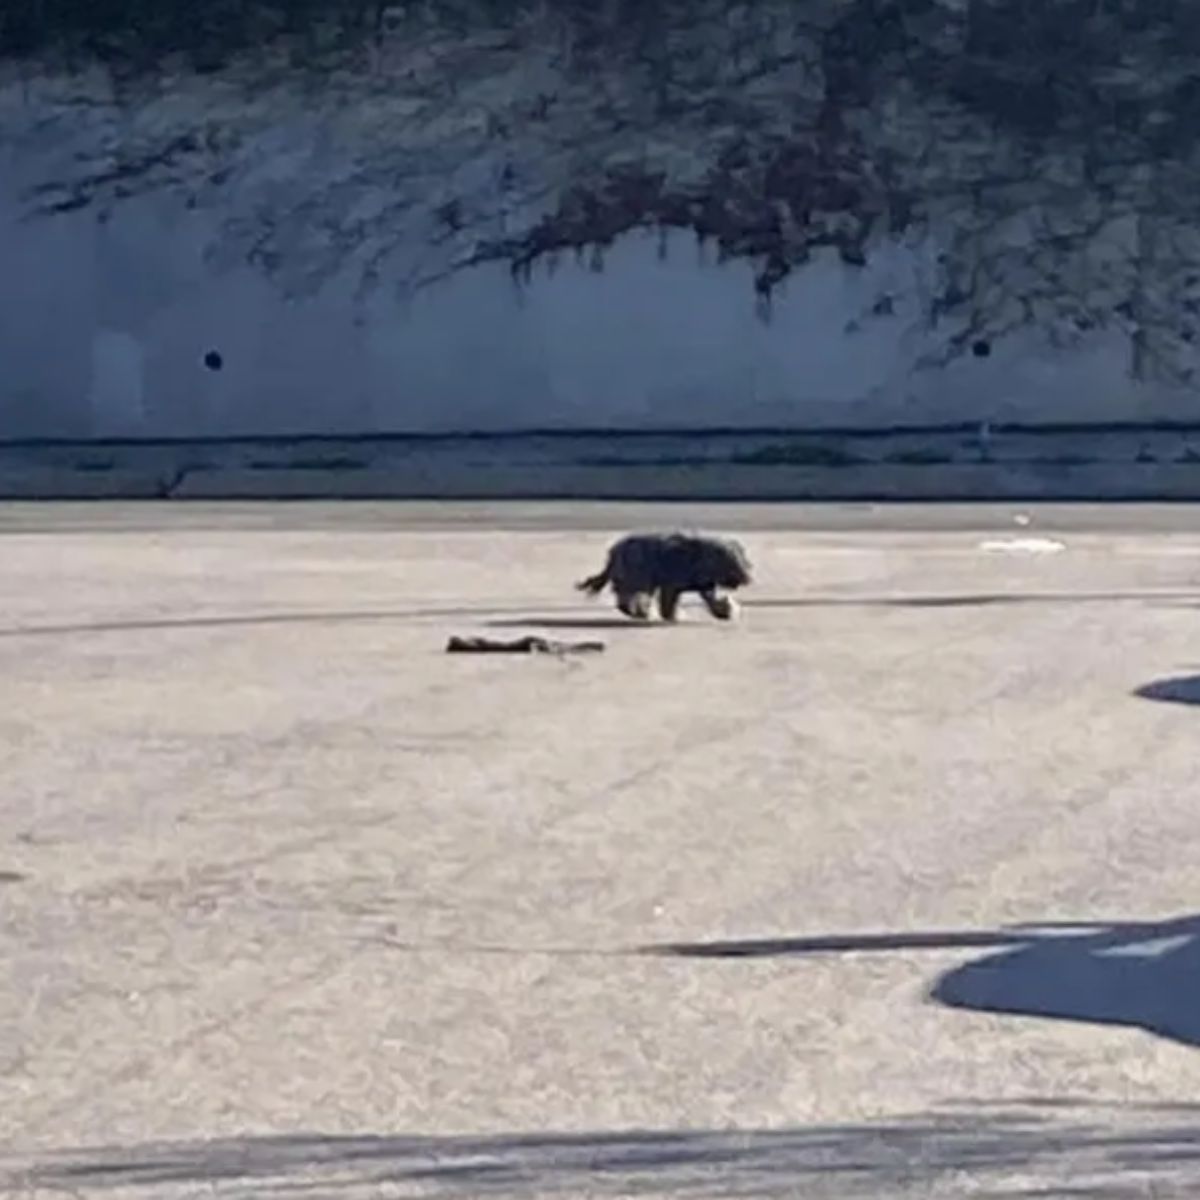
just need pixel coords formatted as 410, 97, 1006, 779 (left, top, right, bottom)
576, 562, 611, 595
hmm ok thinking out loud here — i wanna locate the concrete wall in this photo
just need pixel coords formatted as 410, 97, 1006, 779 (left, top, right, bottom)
4, 1, 1200, 440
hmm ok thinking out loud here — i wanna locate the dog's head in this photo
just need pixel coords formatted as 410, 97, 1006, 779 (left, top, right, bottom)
705, 537, 752, 589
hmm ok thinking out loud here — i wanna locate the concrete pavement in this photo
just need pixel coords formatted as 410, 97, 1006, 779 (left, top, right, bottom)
4, 502, 1200, 1197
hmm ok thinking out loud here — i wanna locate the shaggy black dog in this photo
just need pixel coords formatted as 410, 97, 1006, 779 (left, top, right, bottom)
577, 532, 752, 621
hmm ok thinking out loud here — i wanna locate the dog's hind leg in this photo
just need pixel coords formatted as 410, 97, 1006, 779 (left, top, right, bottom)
616, 591, 653, 619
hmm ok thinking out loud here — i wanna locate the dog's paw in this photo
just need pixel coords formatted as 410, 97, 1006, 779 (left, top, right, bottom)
710, 595, 739, 621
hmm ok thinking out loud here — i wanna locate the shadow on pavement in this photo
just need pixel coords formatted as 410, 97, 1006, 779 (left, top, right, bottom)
487, 616, 669, 630
748, 588, 1200, 611
483, 587, 1200, 629
3, 588, 1196, 640
931, 915, 1200, 1048
645, 928, 1025, 957
0, 604, 582, 640
648, 915, 1200, 1051
1135, 675, 1200, 706
11, 1102, 1200, 1197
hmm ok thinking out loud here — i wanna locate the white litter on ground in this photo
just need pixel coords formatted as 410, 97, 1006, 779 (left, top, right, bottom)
978, 537, 1066, 554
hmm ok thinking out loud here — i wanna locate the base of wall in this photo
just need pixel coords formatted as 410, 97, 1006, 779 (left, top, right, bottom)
5, 428, 1200, 501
